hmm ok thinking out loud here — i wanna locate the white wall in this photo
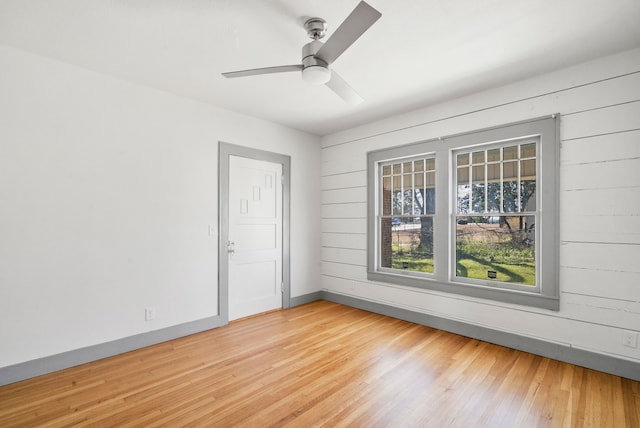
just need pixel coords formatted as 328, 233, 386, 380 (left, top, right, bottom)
0, 45, 321, 368
320, 48, 640, 364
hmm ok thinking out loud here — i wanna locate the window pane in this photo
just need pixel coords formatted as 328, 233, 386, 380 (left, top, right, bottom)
414, 189, 424, 215
503, 180, 518, 212
487, 148, 500, 162
424, 187, 435, 214
503, 145, 517, 160
425, 171, 435, 214
471, 165, 485, 213
487, 182, 500, 213
414, 173, 425, 215
382, 177, 392, 216
457, 166, 469, 183
426, 158, 435, 171
393, 163, 401, 174
382, 165, 391, 176
502, 161, 517, 212
456, 215, 535, 286
426, 171, 435, 188
403, 161, 413, 173
472, 151, 485, 164
414, 159, 424, 172
382, 216, 434, 273
521, 158, 536, 180
392, 176, 402, 215
521, 143, 536, 158
487, 163, 500, 213
521, 159, 536, 212
457, 167, 470, 214
403, 174, 413, 214
457, 153, 469, 166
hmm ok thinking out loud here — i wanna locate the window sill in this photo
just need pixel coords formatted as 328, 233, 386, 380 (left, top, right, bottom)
366, 270, 560, 311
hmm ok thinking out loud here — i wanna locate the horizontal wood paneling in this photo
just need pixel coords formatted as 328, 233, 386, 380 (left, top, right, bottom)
560, 129, 640, 165
561, 187, 640, 217
561, 158, 640, 191
560, 242, 640, 273
321, 170, 366, 190
321, 247, 366, 266
320, 49, 640, 366
321, 218, 366, 234
561, 293, 640, 330
321, 202, 367, 218
560, 267, 640, 301
322, 261, 368, 282
560, 213, 640, 244
321, 233, 366, 250
561, 101, 640, 140
321, 187, 366, 204
321, 156, 365, 176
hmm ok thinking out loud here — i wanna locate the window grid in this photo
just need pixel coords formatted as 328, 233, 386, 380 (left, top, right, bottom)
456, 141, 537, 216
380, 156, 436, 218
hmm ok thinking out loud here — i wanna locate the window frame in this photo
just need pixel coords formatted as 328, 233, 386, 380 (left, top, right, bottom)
452, 138, 540, 292
367, 115, 559, 311
378, 153, 437, 276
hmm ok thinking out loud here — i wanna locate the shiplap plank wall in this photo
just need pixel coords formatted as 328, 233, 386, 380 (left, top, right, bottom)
319, 48, 640, 363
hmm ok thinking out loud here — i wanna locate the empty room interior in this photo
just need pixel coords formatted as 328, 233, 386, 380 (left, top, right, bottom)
1, 0, 639, 426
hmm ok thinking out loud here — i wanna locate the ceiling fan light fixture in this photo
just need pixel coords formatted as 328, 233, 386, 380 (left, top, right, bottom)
302, 66, 331, 85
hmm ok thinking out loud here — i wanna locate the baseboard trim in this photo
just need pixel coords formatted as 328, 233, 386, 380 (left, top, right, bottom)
290, 291, 323, 307
0, 315, 226, 386
320, 291, 640, 381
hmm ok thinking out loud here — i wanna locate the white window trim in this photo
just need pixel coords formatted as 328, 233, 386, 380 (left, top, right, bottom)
367, 115, 560, 311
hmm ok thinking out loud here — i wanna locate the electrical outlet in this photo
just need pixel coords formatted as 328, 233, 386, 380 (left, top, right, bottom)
145, 307, 156, 321
622, 330, 638, 348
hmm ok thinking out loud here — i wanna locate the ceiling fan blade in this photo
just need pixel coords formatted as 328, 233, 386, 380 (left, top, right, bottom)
315, 1, 381, 65
326, 71, 363, 105
222, 64, 302, 78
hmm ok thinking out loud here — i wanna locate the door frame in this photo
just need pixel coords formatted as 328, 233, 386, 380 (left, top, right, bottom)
218, 142, 291, 324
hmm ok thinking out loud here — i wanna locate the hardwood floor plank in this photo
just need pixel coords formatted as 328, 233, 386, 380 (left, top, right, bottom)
1, 301, 638, 427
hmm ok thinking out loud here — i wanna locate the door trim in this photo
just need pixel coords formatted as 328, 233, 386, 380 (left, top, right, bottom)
218, 142, 291, 324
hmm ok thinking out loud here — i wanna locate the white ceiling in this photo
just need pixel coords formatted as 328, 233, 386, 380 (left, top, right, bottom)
1, 0, 639, 136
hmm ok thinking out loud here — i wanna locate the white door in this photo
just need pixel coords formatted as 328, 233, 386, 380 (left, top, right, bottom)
228, 155, 283, 320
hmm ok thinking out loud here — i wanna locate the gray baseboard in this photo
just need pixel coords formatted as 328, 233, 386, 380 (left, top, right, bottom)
290, 291, 323, 307
0, 315, 225, 386
321, 291, 640, 381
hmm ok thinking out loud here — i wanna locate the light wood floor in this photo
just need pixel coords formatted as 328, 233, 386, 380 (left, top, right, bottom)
1, 301, 638, 427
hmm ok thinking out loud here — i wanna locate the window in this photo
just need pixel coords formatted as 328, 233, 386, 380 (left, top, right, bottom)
367, 116, 559, 310
379, 155, 435, 274
454, 140, 537, 288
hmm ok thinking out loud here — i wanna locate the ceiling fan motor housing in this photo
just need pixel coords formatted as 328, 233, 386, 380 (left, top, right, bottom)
301, 40, 330, 84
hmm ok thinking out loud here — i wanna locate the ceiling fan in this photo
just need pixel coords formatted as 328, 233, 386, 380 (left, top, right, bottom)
222, 1, 381, 105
